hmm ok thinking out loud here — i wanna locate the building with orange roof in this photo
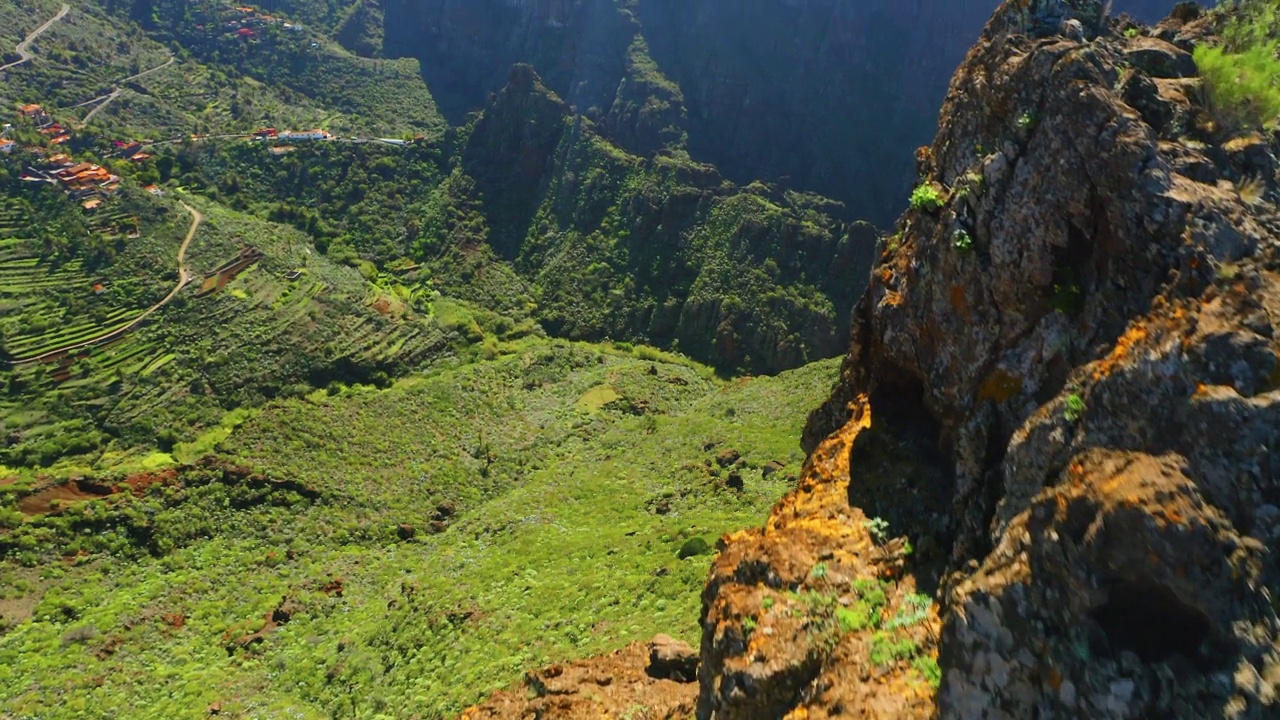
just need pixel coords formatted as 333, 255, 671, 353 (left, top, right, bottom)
0, 140, 14, 154
58, 162, 94, 177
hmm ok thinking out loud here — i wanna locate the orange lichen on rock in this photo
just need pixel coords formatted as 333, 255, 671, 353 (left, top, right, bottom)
1090, 324, 1149, 381
700, 396, 939, 719
765, 396, 871, 536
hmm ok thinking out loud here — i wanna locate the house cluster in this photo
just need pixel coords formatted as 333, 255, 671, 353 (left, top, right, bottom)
219, 5, 303, 39
112, 140, 152, 164
23, 154, 122, 211
22, 104, 71, 145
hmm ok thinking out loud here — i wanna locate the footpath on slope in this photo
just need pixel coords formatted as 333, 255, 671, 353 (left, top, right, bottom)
80, 55, 175, 123
5, 199, 203, 366
0, 4, 69, 74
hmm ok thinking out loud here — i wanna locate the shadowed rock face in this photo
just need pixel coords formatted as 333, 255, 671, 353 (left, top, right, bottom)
697, 1, 1280, 717
383, 0, 1205, 227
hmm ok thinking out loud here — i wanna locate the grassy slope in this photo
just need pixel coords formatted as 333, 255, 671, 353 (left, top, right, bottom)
0, 4, 862, 717
0, 346, 838, 718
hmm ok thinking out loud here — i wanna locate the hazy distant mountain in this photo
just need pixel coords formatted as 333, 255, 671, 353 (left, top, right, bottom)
382, 0, 1193, 225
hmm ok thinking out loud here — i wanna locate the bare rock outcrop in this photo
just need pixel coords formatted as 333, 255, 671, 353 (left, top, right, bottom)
701, 1, 1280, 718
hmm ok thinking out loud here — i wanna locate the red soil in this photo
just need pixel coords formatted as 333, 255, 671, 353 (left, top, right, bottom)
17, 478, 114, 514
121, 468, 179, 496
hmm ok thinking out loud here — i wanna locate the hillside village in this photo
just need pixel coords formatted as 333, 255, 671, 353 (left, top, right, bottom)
218, 4, 306, 40
3, 99, 350, 215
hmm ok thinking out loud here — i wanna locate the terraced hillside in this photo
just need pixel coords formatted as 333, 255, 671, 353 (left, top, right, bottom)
0, 176, 455, 471
0, 344, 839, 718
0, 191, 185, 363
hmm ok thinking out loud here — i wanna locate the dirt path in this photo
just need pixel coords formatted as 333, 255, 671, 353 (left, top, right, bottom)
0, 3, 69, 73
81, 55, 175, 123
6, 199, 203, 366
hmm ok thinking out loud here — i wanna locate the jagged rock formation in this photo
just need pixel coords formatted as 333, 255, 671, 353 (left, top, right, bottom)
699, 2, 1280, 718
384, 0, 1203, 227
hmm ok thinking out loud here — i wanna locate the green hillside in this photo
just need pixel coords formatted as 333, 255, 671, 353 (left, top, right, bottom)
0, 0, 443, 139
169, 71, 874, 375
0, 346, 837, 718
0, 1, 869, 717
0, 159, 453, 472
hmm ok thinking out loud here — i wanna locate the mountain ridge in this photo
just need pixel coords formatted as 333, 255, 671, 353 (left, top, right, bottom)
382, 0, 1206, 226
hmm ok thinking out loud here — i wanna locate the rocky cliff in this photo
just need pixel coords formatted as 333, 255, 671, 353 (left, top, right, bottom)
697, 1, 1280, 718
384, 0, 1203, 227
445, 1, 1277, 717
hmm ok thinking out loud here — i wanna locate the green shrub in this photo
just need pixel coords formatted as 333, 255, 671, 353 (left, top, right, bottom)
1063, 393, 1086, 423
909, 183, 944, 212
677, 536, 712, 559
1195, 0, 1280, 130
886, 593, 933, 630
869, 631, 919, 667
1195, 43, 1280, 130
864, 516, 890, 544
913, 654, 943, 688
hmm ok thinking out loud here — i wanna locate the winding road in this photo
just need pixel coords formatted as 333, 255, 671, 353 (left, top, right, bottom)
81, 55, 175, 123
0, 4, 69, 74
5, 199, 203, 366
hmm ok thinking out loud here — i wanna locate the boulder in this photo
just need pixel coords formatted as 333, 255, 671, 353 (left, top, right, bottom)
714, 448, 741, 468
1124, 37, 1198, 78
647, 634, 699, 682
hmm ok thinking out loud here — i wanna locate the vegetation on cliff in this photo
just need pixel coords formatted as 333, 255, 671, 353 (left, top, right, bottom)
1195, 0, 1280, 129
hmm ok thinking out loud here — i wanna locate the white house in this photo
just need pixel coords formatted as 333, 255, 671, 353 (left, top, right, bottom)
278, 129, 330, 141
